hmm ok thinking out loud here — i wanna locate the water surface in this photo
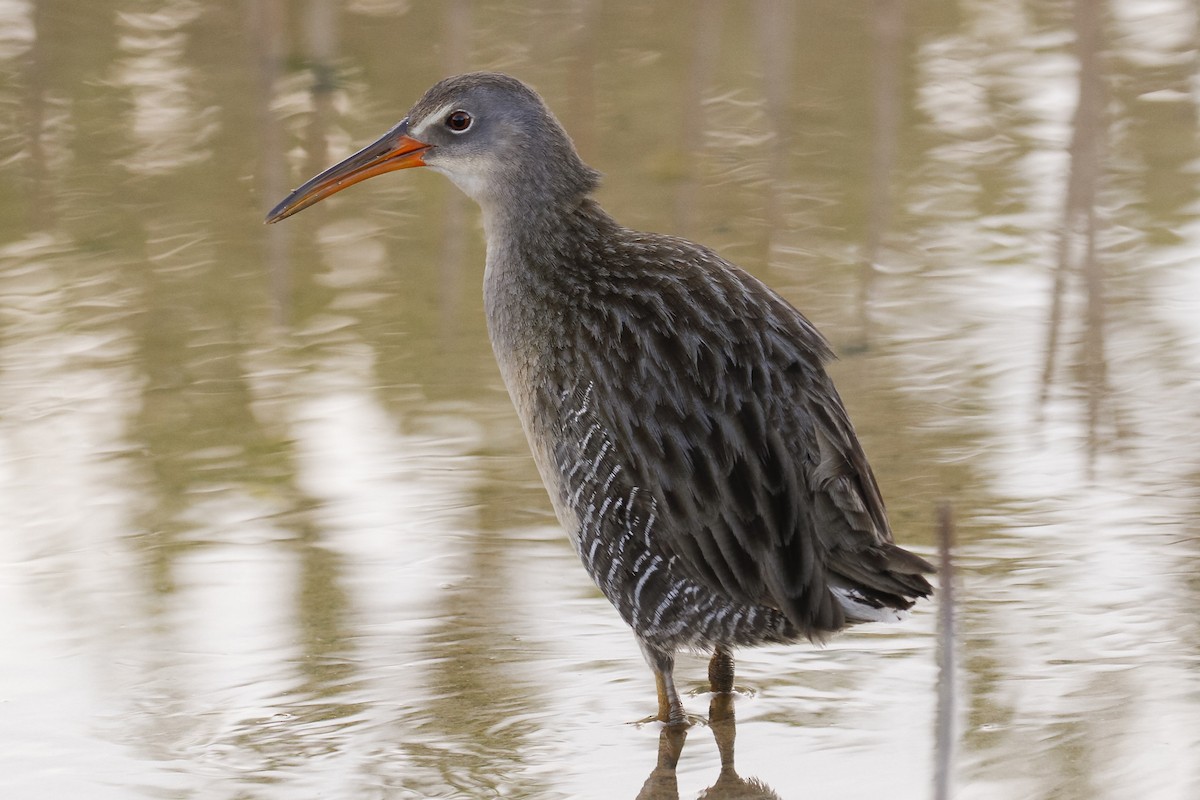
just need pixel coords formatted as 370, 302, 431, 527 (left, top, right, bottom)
1, 1, 1197, 798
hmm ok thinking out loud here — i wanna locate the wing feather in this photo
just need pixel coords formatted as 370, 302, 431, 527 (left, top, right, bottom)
568, 234, 931, 636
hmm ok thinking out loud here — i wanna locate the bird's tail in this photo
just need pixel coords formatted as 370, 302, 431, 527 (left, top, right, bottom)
830, 543, 935, 624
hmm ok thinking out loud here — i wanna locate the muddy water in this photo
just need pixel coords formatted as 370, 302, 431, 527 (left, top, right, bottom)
1, 1, 1197, 798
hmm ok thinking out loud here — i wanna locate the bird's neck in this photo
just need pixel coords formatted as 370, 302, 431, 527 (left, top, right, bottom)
480, 193, 617, 384
480, 193, 615, 283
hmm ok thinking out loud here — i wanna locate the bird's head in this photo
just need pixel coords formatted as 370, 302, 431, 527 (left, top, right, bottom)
265, 72, 599, 224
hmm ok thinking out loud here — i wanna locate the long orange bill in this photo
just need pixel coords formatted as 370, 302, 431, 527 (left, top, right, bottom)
265, 118, 432, 224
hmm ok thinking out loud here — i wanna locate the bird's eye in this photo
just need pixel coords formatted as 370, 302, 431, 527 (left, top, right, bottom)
445, 110, 473, 133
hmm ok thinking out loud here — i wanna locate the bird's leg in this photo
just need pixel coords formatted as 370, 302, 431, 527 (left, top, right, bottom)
640, 641, 687, 726
708, 644, 735, 694
653, 670, 686, 726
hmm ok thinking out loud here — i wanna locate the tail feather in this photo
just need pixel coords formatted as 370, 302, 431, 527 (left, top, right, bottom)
830, 543, 935, 623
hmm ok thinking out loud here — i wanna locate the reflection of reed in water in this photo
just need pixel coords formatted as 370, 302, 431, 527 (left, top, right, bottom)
303, 0, 339, 181
1039, 0, 1120, 475
673, 0, 722, 239
933, 503, 956, 800
566, 0, 599, 165
22, 1, 52, 228
635, 694, 780, 800
754, 0, 796, 271
859, 0, 905, 350
438, 0, 471, 343
256, 0, 341, 325
253, 0, 290, 322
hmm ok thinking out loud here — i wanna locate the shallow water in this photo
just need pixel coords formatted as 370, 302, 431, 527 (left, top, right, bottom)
1, 1, 1198, 798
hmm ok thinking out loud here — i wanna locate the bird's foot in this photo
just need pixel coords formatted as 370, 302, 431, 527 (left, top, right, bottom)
632, 711, 705, 729
686, 683, 755, 699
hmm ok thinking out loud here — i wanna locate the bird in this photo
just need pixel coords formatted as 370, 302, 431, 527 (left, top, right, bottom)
266, 72, 934, 727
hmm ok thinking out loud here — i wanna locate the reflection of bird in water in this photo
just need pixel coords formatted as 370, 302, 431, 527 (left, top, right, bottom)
267, 72, 934, 725
701, 694, 781, 800
636, 694, 780, 800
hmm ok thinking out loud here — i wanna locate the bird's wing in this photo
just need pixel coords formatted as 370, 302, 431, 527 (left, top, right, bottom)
569, 237, 930, 636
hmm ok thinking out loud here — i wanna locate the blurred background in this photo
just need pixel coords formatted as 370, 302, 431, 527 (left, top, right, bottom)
1, 1, 1197, 798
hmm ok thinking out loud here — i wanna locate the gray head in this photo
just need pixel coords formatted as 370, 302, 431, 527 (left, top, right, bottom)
265, 72, 600, 224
